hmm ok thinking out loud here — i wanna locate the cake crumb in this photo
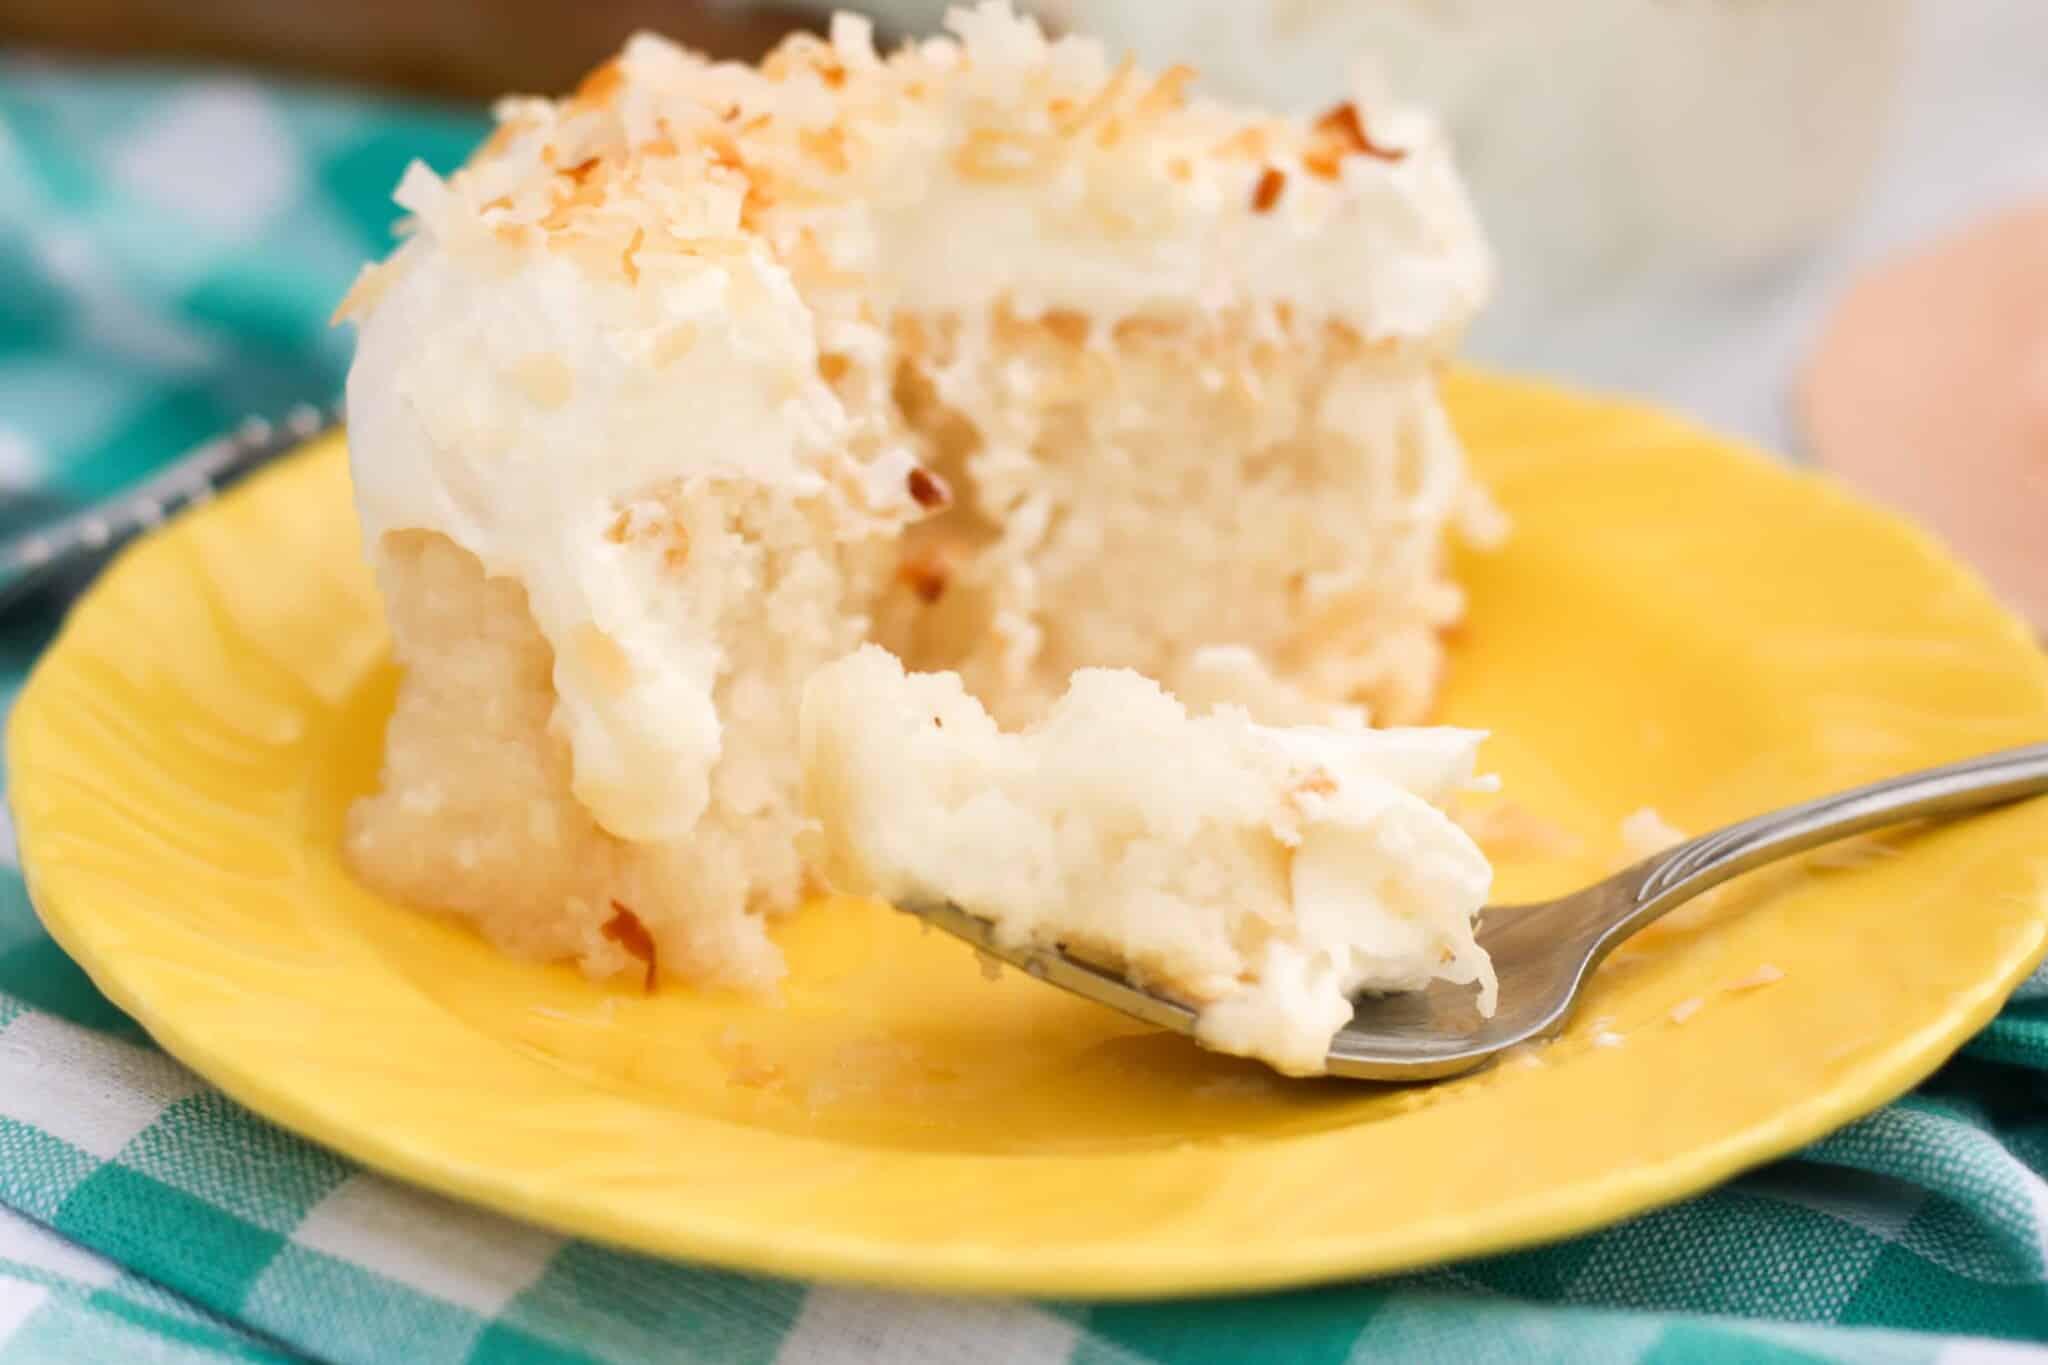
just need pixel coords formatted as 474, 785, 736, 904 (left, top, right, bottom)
1724, 964, 1786, 993
713, 1026, 785, 1090
1456, 801, 1583, 859
1620, 807, 1687, 860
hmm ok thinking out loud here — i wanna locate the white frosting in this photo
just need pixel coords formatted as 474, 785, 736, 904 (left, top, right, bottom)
801, 646, 1495, 1075
590, 6, 1487, 341
346, 182, 856, 841
340, 2, 1488, 847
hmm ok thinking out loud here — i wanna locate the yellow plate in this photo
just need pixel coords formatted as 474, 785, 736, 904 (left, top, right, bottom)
11, 374, 2048, 1298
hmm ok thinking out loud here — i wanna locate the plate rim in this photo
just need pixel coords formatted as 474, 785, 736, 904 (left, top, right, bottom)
25, 878, 2041, 1298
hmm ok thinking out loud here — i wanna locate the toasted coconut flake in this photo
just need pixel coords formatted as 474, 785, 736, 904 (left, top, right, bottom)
786, 229, 863, 289
331, 258, 399, 325
1307, 100, 1406, 176
539, 179, 609, 232
602, 901, 658, 990
1055, 53, 1134, 137
799, 125, 852, 174
1252, 167, 1286, 213
764, 32, 846, 88
952, 126, 1057, 182
698, 127, 746, 170
362, 9, 1476, 358
1293, 770, 1339, 799
1134, 64, 1197, 121
1041, 309, 1092, 347
568, 59, 626, 115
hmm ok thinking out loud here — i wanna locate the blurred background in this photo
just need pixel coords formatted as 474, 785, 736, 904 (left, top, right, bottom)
2, 0, 2045, 623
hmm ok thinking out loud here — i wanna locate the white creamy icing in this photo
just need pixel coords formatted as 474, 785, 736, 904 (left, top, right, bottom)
347, 180, 847, 841
801, 646, 1495, 1075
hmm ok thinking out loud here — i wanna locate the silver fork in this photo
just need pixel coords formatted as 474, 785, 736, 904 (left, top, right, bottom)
908, 742, 2048, 1081
0, 403, 336, 619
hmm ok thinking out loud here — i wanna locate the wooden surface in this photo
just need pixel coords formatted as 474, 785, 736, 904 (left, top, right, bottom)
0, 0, 827, 98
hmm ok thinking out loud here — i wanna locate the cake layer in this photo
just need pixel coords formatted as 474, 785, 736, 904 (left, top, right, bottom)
801, 645, 1495, 1075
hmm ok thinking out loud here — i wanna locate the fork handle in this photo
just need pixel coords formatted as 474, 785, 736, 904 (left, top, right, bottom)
0, 403, 334, 616
1629, 742, 2048, 921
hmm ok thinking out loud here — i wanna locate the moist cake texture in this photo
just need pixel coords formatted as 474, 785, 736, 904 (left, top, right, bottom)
340, 3, 1496, 993
803, 646, 1495, 1074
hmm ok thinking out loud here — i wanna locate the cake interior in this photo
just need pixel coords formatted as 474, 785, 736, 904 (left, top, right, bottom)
348, 306, 1486, 988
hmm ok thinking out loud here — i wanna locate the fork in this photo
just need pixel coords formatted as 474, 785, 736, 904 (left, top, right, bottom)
0, 403, 335, 619
907, 742, 2048, 1081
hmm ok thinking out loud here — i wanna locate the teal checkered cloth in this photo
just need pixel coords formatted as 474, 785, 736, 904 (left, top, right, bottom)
3, 53, 2047, 1365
